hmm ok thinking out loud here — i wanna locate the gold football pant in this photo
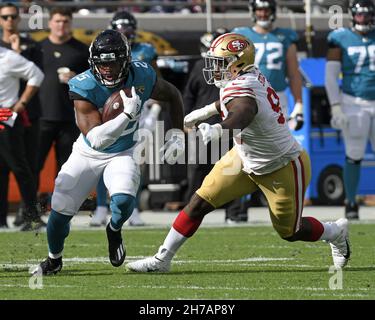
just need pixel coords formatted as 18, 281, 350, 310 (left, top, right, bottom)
196, 148, 311, 238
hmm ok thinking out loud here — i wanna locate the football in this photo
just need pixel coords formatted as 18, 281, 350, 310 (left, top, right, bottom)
101, 88, 132, 122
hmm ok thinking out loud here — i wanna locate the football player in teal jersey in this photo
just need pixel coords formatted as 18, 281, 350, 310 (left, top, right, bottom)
90, 10, 161, 227
232, 0, 304, 131
30, 30, 184, 275
325, 0, 375, 220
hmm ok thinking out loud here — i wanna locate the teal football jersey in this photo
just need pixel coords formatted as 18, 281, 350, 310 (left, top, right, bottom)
327, 27, 375, 100
231, 27, 298, 91
131, 42, 157, 64
68, 61, 156, 153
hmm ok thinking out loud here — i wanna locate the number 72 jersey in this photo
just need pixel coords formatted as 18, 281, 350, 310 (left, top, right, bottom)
328, 27, 375, 100
231, 27, 298, 92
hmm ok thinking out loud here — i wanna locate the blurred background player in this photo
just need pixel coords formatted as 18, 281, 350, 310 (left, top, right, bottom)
0, 2, 44, 227
183, 27, 249, 224
31, 30, 184, 275
90, 10, 161, 227
232, 0, 304, 131
0, 45, 44, 230
37, 8, 89, 204
325, 0, 375, 220
127, 33, 350, 273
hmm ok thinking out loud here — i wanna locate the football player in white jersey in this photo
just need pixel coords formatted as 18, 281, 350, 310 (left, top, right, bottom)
325, 0, 375, 219
127, 33, 351, 273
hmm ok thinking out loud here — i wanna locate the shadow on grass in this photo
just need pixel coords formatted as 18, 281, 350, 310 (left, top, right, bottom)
2, 265, 374, 279
124, 265, 375, 276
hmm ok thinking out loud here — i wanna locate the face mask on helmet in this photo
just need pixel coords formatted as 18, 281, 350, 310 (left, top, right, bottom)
89, 31, 131, 88
249, 0, 276, 29
203, 34, 255, 88
350, 0, 375, 33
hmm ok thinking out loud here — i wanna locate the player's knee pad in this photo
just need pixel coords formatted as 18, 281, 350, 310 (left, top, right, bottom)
51, 192, 77, 216
346, 156, 362, 165
110, 193, 136, 220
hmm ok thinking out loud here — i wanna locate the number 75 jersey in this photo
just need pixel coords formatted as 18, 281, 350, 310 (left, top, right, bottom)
220, 67, 302, 175
328, 27, 375, 100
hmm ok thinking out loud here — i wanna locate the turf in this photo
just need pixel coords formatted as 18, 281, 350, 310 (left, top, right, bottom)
0, 223, 374, 300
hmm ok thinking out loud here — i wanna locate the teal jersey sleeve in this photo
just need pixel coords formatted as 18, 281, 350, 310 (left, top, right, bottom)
68, 70, 99, 106
131, 42, 157, 64
68, 70, 115, 109
327, 28, 345, 48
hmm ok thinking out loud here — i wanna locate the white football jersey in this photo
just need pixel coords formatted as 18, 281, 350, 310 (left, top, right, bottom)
220, 67, 302, 175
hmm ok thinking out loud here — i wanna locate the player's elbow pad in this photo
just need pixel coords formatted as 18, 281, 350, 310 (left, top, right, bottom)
86, 113, 130, 151
325, 60, 342, 106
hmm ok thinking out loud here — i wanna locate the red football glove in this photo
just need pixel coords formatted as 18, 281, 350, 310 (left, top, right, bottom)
0, 108, 13, 130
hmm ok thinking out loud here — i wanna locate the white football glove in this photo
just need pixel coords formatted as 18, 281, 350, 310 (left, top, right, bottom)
120, 86, 141, 119
160, 131, 185, 164
330, 104, 348, 130
198, 123, 223, 145
184, 102, 218, 128
288, 102, 304, 131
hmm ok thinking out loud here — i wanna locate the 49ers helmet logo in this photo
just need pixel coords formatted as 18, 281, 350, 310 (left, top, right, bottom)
227, 39, 247, 52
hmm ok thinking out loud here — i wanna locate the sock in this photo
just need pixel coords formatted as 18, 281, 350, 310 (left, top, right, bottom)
344, 159, 361, 204
173, 210, 203, 237
320, 221, 339, 241
157, 211, 203, 260
47, 210, 73, 259
109, 193, 136, 230
96, 175, 108, 207
306, 217, 324, 241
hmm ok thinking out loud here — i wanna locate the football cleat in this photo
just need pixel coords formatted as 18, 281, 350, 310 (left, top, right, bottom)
127, 246, 172, 273
20, 217, 47, 232
90, 206, 108, 227
30, 257, 63, 276
329, 218, 351, 269
106, 223, 126, 267
127, 208, 145, 227
345, 201, 359, 220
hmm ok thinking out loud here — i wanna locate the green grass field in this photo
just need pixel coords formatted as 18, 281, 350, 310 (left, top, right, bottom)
0, 223, 374, 300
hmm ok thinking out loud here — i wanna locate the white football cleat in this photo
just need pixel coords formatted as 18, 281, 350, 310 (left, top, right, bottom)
90, 206, 108, 227
127, 208, 145, 226
127, 246, 172, 273
329, 218, 350, 269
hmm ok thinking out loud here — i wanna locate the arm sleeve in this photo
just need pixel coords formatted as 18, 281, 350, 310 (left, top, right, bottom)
325, 60, 342, 106
86, 113, 131, 151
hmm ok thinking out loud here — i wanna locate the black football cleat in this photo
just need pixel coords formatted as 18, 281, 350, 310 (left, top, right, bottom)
106, 223, 126, 267
31, 257, 63, 276
345, 201, 359, 220
20, 217, 47, 232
